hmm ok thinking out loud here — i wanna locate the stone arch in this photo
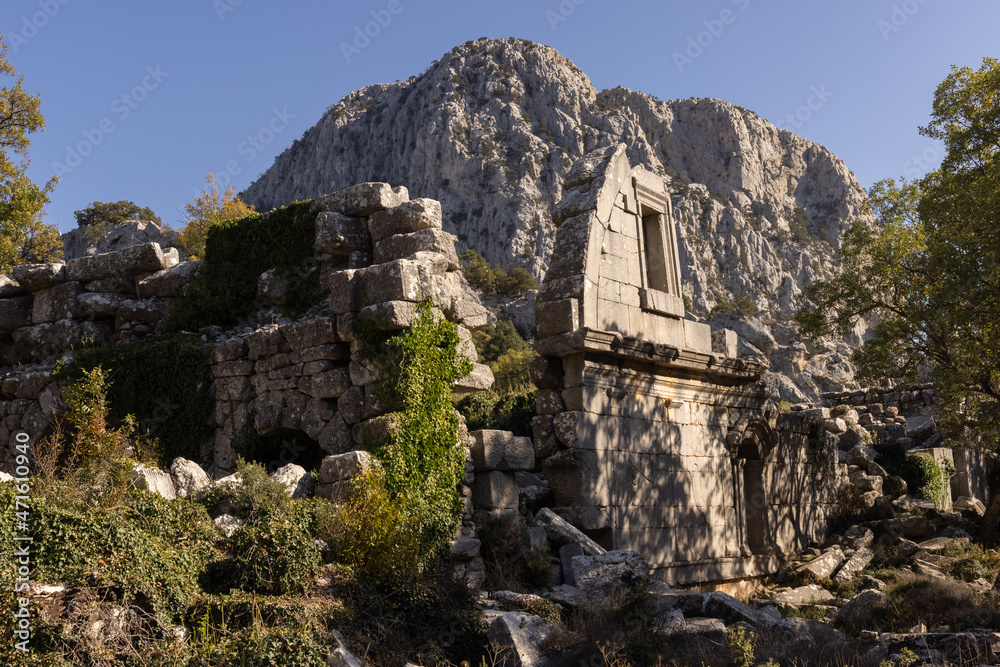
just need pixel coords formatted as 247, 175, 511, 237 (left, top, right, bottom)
728, 417, 776, 556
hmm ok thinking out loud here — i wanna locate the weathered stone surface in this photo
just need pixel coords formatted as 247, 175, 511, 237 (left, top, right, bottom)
795, 546, 845, 580
170, 457, 211, 497
842, 526, 874, 551
469, 430, 534, 472
570, 550, 649, 595
367, 198, 442, 243
132, 464, 177, 500
834, 547, 874, 584
271, 463, 314, 499
450, 536, 482, 560
116, 298, 169, 325
312, 182, 408, 217
472, 471, 518, 510
486, 612, 553, 667
316, 451, 377, 502
78, 292, 127, 318
299, 367, 352, 399
315, 211, 370, 255
534, 508, 605, 555
214, 513, 242, 538
357, 300, 419, 331
279, 318, 337, 351
327, 629, 364, 667
356, 259, 430, 305
66, 242, 169, 282
373, 229, 459, 269
12, 320, 111, 361
0, 297, 33, 333
703, 592, 776, 628
532, 415, 558, 459
12, 263, 65, 290
849, 471, 883, 494
256, 269, 293, 306
771, 584, 834, 605
455, 363, 494, 394
0, 274, 27, 297
32, 282, 84, 323
137, 261, 200, 298
246, 326, 290, 360
825, 418, 847, 434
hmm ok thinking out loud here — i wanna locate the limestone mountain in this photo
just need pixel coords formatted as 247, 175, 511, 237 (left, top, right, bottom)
242, 37, 868, 401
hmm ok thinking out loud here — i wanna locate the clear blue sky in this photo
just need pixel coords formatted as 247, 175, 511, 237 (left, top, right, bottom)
5, 0, 998, 233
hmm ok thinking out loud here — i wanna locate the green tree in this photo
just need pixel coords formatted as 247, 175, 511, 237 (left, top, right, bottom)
73, 199, 161, 228
796, 58, 1000, 446
0, 35, 60, 273
177, 172, 256, 260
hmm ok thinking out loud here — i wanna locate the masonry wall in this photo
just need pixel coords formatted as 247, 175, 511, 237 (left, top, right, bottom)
532, 145, 848, 585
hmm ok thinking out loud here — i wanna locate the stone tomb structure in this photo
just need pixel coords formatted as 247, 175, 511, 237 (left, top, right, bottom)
532, 145, 848, 586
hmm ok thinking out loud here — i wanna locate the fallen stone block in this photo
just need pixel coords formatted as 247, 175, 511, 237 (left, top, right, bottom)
132, 464, 177, 500
569, 550, 649, 594
534, 507, 606, 555
771, 584, 834, 606
703, 592, 776, 628
795, 546, 845, 580
834, 548, 874, 584
170, 457, 211, 497
316, 451, 377, 503
472, 471, 519, 510
271, 463, 314, 499
486, 612, 553, 667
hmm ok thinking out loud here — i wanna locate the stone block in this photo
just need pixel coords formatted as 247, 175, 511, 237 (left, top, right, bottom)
327, 269, 360, 314
532, 415, 558, 459
316, 450, 377, 502
711, 329, 738, 358
455, 363, 494, 394
12, 320, 111, 361
278, 318, 337, 351
795, 546, 844, 580
535, 298, 579, 339
132, 464, 177, 500
569, 550, 650, 594
32, 282, 84, 324
356, 259, 430, 305
12, 263, 65, 290
0, 274, 27, 297
338, 386, 365, 425
446, 299, 489, 329
535, 389, 566, 415
170, 457, 211, 497
367, 198, 441, 243
315, 211, 370, 255
78, 292, 127, 319
212, 338, 248, 363
469, 430, 535, 472
472, 471, 518, 510
299, 367, 352, 399
373, 229, 459, 268
311, 182, 408, 216
115, 298, 169, 325
683, 320, 712, 353
357, 300, 418, 331
529, 356, 562, 389
245, 326, 290, 360
834, 547, 874, 584
66, 242, 169, 282
318, 413, 354, 454
0, 297, 33, 333
486, 613, 553, 667
545, 212, 598, 281
136, 261, 201, 298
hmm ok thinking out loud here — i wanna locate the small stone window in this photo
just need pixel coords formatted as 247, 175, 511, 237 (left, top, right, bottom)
635, 178, 684, 318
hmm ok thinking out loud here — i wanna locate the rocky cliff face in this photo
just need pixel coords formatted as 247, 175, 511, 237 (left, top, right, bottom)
243, 37, 869, 401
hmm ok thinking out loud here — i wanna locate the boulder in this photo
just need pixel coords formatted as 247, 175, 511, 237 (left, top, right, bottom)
170, 457, 211, 497
486, 612, 553, 667
771, 584, 835, 605
835, 590, 886, 626
455, 363, 495, 394
834, 548, 874, 584
842, 526, 874, 551
315, 451, 377, 502
214, 513, 242, 538
271, 463, 314, 499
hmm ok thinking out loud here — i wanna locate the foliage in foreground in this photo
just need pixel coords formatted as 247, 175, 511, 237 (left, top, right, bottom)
795, 57, 1000, 448
0, 34, 60, 274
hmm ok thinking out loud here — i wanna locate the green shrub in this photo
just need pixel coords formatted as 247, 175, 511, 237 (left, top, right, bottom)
227, 501, 321, 596
910, 454, 955, 509
213, 458, 291, 522
54, 337, 213, 467
458, 249, 538, 298
366, 302, 473, 555
165, 201, 319, 331
456, 386, 535, 437
710, 300, 734, 317
315, 469, 422, 586
734, 295, 757, 318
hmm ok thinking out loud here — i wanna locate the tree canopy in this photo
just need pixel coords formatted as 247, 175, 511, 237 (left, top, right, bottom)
0, 35, 60, 273
177, 172, 255, 260
796, 57, 1000, 447
73, 200, 161, 228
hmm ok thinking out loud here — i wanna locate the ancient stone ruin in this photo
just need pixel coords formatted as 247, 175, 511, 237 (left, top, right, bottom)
0, 161, 994, 592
